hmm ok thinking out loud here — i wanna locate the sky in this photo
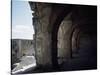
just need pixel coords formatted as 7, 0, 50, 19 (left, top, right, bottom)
12, 0, 34, 39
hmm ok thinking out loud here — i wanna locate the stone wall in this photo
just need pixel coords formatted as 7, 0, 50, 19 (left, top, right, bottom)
11, 39, 34, 64
29, 2, 97, 69
31, 3, 52, 66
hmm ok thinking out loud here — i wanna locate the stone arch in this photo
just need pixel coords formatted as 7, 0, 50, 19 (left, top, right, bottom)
70, 22, 96, 58
57, 13, 73, 64
29, 2, 97, 70
62, 21, 91, 60
29, 2, 73, 68
72, 28, 81, 57
50, 6, 73, 68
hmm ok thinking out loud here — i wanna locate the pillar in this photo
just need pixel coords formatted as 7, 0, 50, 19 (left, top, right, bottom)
29, 2, 52, 66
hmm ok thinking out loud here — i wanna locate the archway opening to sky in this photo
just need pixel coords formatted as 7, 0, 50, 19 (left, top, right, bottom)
11, 1, 36, 74
12, 1, 34, 39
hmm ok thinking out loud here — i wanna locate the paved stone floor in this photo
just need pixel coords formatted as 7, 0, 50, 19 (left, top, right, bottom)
12, 56, 36, 74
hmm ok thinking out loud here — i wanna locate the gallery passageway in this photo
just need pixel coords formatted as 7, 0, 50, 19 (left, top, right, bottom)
29, 2, 97, 72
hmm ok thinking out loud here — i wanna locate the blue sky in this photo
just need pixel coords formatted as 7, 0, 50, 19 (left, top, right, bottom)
12, 0, 34, 39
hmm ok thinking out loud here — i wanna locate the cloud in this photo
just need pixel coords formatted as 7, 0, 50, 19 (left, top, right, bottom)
12, 25, 34, 39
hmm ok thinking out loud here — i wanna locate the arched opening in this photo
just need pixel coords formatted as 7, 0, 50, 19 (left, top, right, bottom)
11, 1, 36, 74
72, 28, 80, 58
51, 5, 73, 69
57, 13, 73, 65
11, 1, 97, 73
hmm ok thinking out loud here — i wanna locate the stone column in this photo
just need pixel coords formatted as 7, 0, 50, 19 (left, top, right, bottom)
36, 32, 52, 66
29, 2, 52, 66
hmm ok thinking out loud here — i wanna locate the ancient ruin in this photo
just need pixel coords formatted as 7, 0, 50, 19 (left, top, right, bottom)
29, 2, 97, 71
